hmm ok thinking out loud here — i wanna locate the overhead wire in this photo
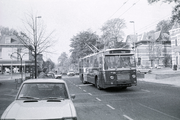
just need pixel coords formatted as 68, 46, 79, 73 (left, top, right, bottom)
136, 14, 171, 33
118, 0, 141, 18
108, 0, 129, 19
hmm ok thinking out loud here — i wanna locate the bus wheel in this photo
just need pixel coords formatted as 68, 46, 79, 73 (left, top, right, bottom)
95, 77, 101, 90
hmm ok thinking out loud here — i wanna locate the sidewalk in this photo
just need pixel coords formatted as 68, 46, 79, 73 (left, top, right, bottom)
0, 73, 24, 81
138, 68, 180, 87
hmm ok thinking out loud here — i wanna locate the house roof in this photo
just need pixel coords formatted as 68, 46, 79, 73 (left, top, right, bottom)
125, 34, 137, 44
0, 35, 21, 44
136, 30, 169, 44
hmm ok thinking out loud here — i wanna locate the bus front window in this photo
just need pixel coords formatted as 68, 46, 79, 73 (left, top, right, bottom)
104, 55, 136, 70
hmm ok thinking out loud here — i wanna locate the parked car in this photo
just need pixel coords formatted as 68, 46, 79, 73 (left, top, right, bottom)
46, 72, 56, 78
137, 67, 152, 74
55, 74, 62, 79
67, 71, 75, 76
1, 79, 77, 120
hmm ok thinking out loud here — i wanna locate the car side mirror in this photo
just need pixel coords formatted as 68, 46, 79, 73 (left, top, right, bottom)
71, 94, 76, 100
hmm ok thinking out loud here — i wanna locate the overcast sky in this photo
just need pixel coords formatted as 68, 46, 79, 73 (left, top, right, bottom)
0, 0, 175, 63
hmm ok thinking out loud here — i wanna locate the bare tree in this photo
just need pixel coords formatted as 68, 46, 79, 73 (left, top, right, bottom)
16, 12, 56, 78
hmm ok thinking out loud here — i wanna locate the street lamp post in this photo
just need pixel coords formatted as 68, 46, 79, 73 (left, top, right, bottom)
130, 21, 136, 49
35, 16, 41, 78
130, 21, 137, 66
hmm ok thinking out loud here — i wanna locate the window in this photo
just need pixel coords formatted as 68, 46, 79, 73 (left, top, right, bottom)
0, 48, 2, 58
175, 39, 177, 46
94, 57, 98, 67
18, 83, 68, 99
5, 37, 11, 43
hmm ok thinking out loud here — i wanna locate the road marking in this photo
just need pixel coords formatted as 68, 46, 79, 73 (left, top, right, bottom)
79, 87, 81, 89
83, 90, 86, 92
106, 104, 115, 110
88, 93, 92, 96
139, 103, 180, 120
123, 115, 134, 120
96, 97, 101, 101
78, 84, 92, 87
141, 89, 150, 92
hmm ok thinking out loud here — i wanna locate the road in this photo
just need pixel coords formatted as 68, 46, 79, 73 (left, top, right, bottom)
0, 76, 180, 120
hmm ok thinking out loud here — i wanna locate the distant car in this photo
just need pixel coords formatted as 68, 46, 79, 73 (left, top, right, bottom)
55, 74, 62, 79
1, 79, 77, 120
137, 67, 152, 74
67, 71, 75, 76
47, 72, 55, 78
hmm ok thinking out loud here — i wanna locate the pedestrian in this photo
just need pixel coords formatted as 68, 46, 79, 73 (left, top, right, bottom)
38, 67, 49, 78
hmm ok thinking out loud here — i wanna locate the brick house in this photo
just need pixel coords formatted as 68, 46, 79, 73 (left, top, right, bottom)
169, 22, 180, 69
128, 30, 171, 68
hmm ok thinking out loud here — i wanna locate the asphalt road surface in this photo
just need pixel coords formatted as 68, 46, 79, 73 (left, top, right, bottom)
0, 76, 180, 120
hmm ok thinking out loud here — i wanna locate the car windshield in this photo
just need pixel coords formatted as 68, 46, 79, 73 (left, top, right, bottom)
17, 83, 69, 100
104, 55, 136, 70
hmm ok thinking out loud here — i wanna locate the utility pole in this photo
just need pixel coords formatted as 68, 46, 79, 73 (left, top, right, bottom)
34, 16, 41, 78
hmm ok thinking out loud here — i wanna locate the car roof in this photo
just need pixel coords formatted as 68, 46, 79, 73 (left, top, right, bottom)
23, 79, 66, 84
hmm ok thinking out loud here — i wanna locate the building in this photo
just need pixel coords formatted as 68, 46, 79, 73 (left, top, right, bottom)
169, 22, 180, 69
130, 30, 171, 68
0, 35, 37, 77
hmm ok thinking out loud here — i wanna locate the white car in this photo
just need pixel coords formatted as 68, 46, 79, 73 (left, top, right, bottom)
67, 71, 75, 76
137, 67, 152, 74
1, 79, 77, 120
55, 74, 62, 79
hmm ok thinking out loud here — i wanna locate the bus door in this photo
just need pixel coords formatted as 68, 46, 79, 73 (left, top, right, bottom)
87, 68, 94, 83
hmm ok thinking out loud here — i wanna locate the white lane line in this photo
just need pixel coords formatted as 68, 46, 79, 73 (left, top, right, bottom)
141, 89, 150, 92
88, 93, 92, 96
83, 90, 86, 92
139, 103, 180, 120
96, 97, 101, 101
79, 87, 81, 89
123, 115, 134, 120
106, 104, 115, 110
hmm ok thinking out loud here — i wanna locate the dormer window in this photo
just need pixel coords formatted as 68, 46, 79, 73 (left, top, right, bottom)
0, 48, 2, 58
5, 37, 11, 43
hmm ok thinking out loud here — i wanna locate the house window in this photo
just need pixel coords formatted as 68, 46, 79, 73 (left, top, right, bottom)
0, 48, 1, 58
175, 39, 177, 46
5, 37, 11, 44
138, 57, 141, 65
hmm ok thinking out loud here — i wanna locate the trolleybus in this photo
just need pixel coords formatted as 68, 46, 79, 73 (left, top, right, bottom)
78, 48, 137, 89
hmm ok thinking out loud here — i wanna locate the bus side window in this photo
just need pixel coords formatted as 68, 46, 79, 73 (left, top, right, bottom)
99, 56, 103, 68
94, 57, 98, 67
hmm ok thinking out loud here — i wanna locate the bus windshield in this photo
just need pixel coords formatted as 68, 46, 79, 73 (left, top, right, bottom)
104, 55, 136, 70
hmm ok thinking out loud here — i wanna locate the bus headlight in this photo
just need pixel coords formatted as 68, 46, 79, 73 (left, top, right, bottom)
132, 74, 136, 78
110, 76, 114, 79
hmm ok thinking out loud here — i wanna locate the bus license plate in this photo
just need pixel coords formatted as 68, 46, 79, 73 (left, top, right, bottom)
117, 74, 130, 80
